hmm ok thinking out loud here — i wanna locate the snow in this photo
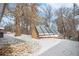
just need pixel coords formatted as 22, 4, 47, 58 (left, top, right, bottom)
0, 25, 4, 29
31, 38, 61, 56
39, 34, 59, 38
1, 33, 79, 56
75, 15, 79, 19
5, 33, 32, 41
0, 27, 4, 29
40, 39, 79, 56
4, 32, 61, 56
76, 25, 79, 31
5, 32, 39, 47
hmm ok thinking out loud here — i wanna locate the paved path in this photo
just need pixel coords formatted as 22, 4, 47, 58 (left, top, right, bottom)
31, 38, 61, 56
40, 40, 79, 56
3, 33, 79, 56
4, 33, 62, 56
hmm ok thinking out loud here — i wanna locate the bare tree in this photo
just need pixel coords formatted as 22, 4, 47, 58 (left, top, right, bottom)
40, 4, 53, 27
14, 4, 23, 36
13, 3, 40, 36
55, 7, 76, 39
0, 3, 7, 22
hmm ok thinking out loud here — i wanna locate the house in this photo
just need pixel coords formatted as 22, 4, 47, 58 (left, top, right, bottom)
0, 26, 4, 38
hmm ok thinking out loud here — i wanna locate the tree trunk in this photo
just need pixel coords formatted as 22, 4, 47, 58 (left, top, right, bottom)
15, 16, 21, 36
0, 3, 7, 22
31, 23, 38, 38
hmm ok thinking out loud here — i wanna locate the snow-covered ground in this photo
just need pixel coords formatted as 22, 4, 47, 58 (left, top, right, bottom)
31, 38, 62, 56
1, 33, 40, 56
5, 32, 32, 41
4, 33, 39, 48
40, 39, 79, 56
2, 32, 79, 56
4, 32, 62, 56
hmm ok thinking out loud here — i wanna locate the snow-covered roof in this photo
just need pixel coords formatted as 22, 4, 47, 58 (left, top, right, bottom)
74, 15, 79, 19
0, 27, 4, 29
76, 25, 79, 31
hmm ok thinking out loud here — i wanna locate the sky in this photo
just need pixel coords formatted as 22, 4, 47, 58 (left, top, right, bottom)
49, 3, 73, 9
8, 3, 76, 11
38, 3, 74, 21
49, 3, 73, 7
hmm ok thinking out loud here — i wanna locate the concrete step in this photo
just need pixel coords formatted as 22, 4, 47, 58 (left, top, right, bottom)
39, 35, 59, 38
